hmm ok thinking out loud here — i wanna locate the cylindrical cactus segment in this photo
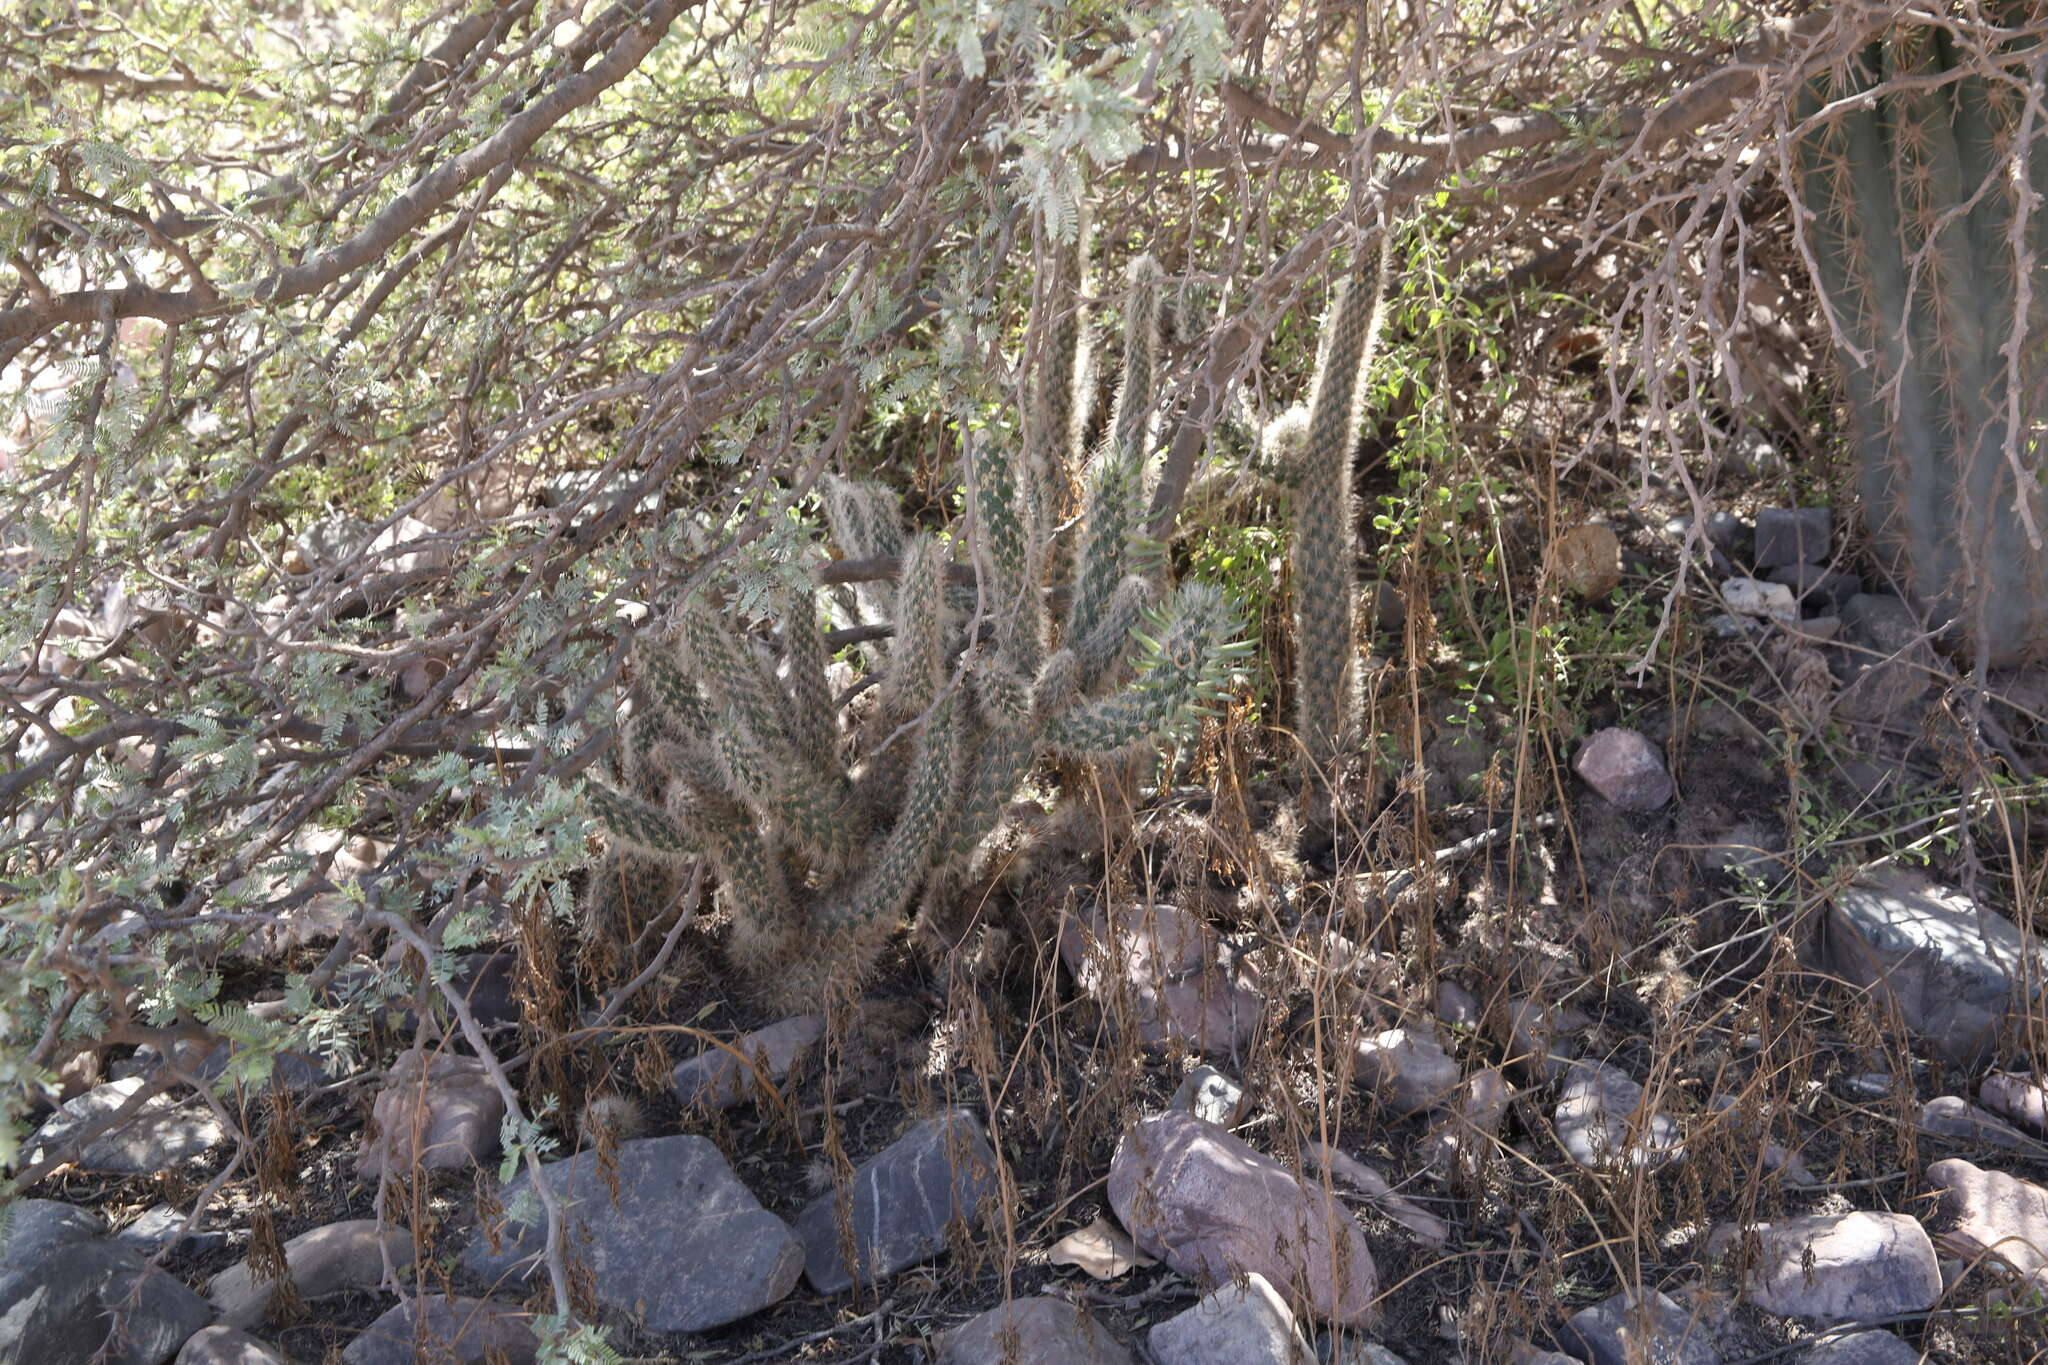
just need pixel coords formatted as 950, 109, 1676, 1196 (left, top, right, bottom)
1292, 236, 1391, 771
1795, 33, 2048, 664
1044, 583, 1248, 757
1064, 259, 1165, 651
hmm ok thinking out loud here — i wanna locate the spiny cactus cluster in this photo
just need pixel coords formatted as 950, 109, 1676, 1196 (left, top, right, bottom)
585, 236, 1247, 1006
1283, 236, 1392, 781
1795, 30, 2047, 665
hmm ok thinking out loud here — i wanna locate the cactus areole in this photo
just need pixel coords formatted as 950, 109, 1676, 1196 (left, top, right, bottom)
1794, 29, 2048, 666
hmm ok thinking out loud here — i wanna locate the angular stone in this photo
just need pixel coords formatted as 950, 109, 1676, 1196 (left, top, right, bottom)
1918, 1096, 2035, 1150
1349, 1026, 1461, 1118
1059, 903, 1260, 1053
1306, 1143, 1450, 1247
1555, 1060, 1682, 1171
1979, 1072, 2048, 1136
794, 1109, 1000, 1294
1712, 1212, 1939, 1324
1754, 507, 1832, 568
176, 1326, 293, 1365
1835, 595, 1937, 726
1425, 1068, 1514, 1175
1823, 867, 2048, 1066
1704, 1096, 1814, 1186
1504, 1000, 1585, 1082
26, 1076, 225, 1174
1573, 728, 1675, 811
1766, 563, 1861, 613
0, 1207, 211, 1365
1108, 1111, 1377, 1326
1925, 1158, 2048, 1290
360, 1051, 504, 1177
1150, 1272, 1313, 1364
671, 1014, 823, 1112
115, 1205, 229, 1257
1799, 1331, 1922, 1365
466, 1135, 801, 1331
1720, 578, 1798, 623
1170, 1065, 1248, 1127
935, 1296, 1133, 1364
210, 1219, 415, 1330
1558, 1289, 1722, 1365
342, 1295, 537, 1365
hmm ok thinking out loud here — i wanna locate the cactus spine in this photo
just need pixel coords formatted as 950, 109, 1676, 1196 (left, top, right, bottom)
1291, 236, 1392, 776
1794, 30, 2048, 664
586, 235, 1246, 1006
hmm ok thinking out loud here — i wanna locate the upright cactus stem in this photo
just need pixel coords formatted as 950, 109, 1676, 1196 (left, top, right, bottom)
582, 229, 1247, 1006
1292, 234, 1392, 779
1795, 32, 2048, 664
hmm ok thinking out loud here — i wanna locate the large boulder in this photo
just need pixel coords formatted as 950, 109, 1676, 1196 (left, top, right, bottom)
0, 1200, 211, 1365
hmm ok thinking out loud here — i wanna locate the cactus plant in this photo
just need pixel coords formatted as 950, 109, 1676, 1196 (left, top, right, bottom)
585, 241, 1247, 1006
1794, 30, 2048, 665
1287, 237, 1393, 778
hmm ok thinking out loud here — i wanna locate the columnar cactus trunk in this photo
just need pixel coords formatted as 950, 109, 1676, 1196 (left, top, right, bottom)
1794, 29, 2048, 666
1291, 237, 1392, 776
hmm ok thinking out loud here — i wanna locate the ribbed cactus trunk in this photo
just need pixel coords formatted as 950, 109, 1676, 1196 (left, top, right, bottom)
1794, 30, 2048, 666
1292, 237, 1391, 775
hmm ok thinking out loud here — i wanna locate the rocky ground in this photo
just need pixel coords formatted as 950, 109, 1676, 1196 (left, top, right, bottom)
9, 496, 2048, 1365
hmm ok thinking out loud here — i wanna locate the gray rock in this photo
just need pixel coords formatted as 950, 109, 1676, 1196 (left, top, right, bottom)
1720, 577, 1798, 623
25, 1076, 226, 1173
0, 1206, 212, 1365
1558, 1289, 1722, 1365
1799, 1331, 1922, 1365
795, 1109, 1000, 1294
175, 1326, 293, 1365
1835, 595, 1938, 726
1699, 823, 1783, 879
1838, 1072, 1897, 1100
1435, 979, 1480, 1030
359, 1051, 504, 1176
1059, 903, 1261, 1053
1320, 1341, 1411, 1365
1349, 1026, 1461, 1118
1573, 729, 1674, 811
341, 1296, 537, 1365
1710, 1211, 1940, 1324
1766, 563, 1861, 612
1554, 1060, 1682, 1171
1504, 999, 1586, 1082
1918, 1095, 2038, 1151
671, 1014, 823, 1112
209, 1220, 414, 1330
1170, 1065, 1248, 1127
1754, 507, 1832, 568
1150, 1273, 1313, 1364
935, 1296, 1133, 1364
1823, 866, 2048, 1066
1978, 1072, 2048, 1135
1703, 1096, 1814, 1186
1924, 1158, 2048, 1288
466, 1134, 802, 1331
1108, 1111, 1377, 1326
115, 1205, 229, 1257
